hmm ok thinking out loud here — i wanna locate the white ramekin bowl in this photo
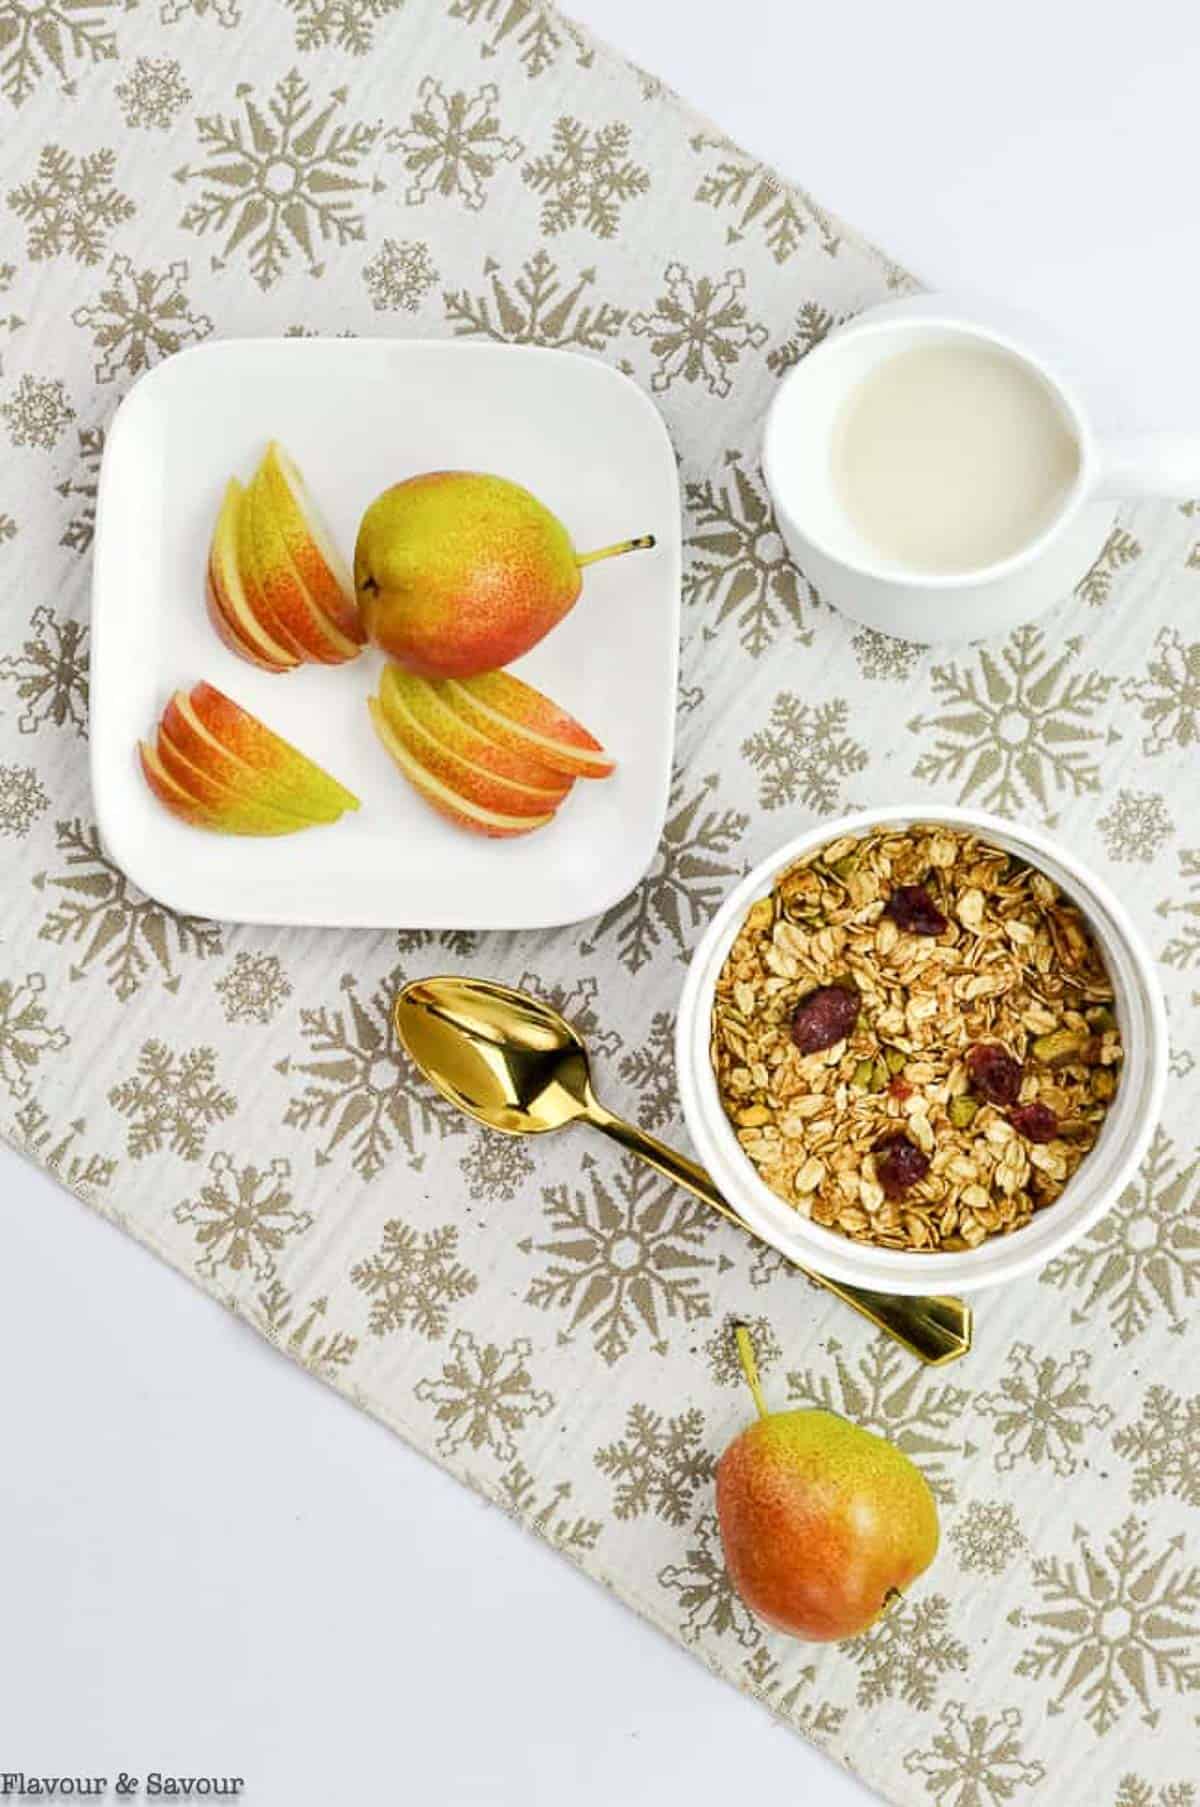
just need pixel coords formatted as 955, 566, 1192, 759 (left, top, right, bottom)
675, 806, 1168, 1296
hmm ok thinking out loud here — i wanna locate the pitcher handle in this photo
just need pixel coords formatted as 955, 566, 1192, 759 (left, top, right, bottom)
1095, 433, 1200, 501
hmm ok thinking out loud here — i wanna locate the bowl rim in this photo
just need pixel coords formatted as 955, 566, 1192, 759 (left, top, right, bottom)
675, 804, 1169, 1295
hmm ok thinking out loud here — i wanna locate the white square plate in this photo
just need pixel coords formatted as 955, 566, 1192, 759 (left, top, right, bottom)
91, 339, 680, 929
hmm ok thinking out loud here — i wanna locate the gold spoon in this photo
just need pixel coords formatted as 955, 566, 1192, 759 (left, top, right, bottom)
393, 975, 972, 1367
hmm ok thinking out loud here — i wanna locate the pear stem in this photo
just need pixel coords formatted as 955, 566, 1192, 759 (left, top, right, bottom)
575, 534, 656, 568
734, 1323, 769, 1420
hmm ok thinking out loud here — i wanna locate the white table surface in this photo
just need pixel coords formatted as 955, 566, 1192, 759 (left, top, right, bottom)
4, 5, 1196, 1801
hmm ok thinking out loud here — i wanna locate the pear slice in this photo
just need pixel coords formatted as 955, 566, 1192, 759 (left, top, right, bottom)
188, 682, 360, 817
160, 691, 341, 823
207, 479, 300, 672
368, 697, 555, 839
256, 441, 364, 644
138, 741, 311, 836
380, 666, 572, 798
440, 671, 615, 779
244, 463, 361, 665
378, 668, 572, 815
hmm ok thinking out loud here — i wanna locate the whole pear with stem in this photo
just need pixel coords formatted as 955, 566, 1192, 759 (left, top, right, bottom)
354, 470, 655, 677
716, 1326, 940, 1641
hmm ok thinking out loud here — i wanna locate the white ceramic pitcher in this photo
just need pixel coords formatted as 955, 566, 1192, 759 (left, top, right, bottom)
762, 294, 1200, 645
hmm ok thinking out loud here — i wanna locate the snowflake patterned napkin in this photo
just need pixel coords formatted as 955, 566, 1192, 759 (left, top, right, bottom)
1, 2, 1197, 1802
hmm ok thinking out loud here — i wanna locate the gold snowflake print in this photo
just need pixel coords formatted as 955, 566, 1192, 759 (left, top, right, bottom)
853, 625, 923, 684
177, 69, 381, 291
1122, 625, 1200, 755
522, 1152, 720, 1365
445, 0, 593, 83
0, 604, 87, 733
350, 1216, 478, 1339
160, 0, 240, 23
108, 1040, 237, 1162
909, 625, 1117, 822
71, 255, 212, 383
1016, 1514, 1200, 1733
593, 1401, 713, 1524
254, 1279, 358, 1379
362, 237, 438, 313
689, 132, 840, 263
743, 692, 868, 812
702, 1313, 781, 1388
1112, 1384, 1200, 1509
975, 1342, 1114, 1477
579, 771, 747, 974
683, 452, 814, 657
414, 1327, 553, 1462
1115, 1777, 1197, 1807
1098, 789, 1174, 864
903, 1703, 1045, 1806
1040, 1126, 1198, 1342
521, 115, 649, 239
1075, 522, 1142, 606
385, 76, 523, 212
0, 968, 69, 1100
2, 374, 75, 451
115, 55, 191, 130
8, 1099, 115, 1198
37, 817, 223, 1001
766, 298, 848, 375
629, 262, 768, 399
658, 1513, 761, 1649
174, 1152, 314, 1283
0, 762, 49, 837
215, 950, 292, 1026
0, 0, 121, 108
1158, 846, 1200, 969
7, 143, 135, 265
740, 1646, 845, 1745
499, 1460, 601, 1557
457, 1131, 534, 1201
281, 966, 465, 1181
845, 1593, 968, 1709
443, 249, 626, 352
57, 424, 104, 554
617, 1010, 678, 1132
948, 1501, 1026, 1577
787, 1337, 971, 1503
284, 0, 404, 54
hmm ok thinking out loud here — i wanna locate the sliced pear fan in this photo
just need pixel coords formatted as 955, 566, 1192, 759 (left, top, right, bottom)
139, 683, 359, 836
205, 444, 363, 671
368, 697, 556, 839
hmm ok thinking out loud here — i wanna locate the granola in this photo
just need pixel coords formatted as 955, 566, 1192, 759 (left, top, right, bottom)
710, 824, 1123, 1252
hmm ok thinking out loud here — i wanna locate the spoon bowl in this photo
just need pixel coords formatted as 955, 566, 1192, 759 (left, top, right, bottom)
394, 976, 593, 1135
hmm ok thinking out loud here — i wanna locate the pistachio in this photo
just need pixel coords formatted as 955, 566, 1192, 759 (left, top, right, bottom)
948, 1096, 979, 1129
1032, 1028, 1088, 1067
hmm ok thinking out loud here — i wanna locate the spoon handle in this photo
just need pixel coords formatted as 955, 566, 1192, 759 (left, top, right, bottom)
585, 1104, 972, 1367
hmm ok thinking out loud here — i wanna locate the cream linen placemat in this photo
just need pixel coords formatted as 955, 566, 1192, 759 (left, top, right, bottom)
1, 3, 1197, 1799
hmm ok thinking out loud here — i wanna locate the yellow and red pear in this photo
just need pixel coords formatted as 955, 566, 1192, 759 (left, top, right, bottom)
440, 670, 615, 779
207, 479, 299, 673
367, 696, 555, 839
354, 470, 654, 678
716, 1329, 939, 1642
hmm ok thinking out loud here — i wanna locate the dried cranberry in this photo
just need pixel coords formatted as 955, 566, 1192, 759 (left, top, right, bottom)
873, 1133, 931, 1199
889, 1077, 913, 1102
884, 884, 948, 937
1009, 1101, 1059, 1143
966, 1043, 1023, 1106
790, 983, 860, 1055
